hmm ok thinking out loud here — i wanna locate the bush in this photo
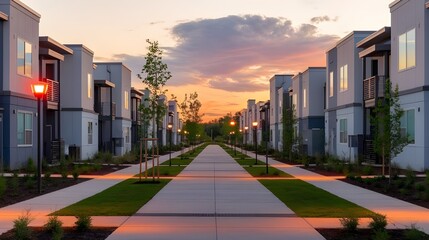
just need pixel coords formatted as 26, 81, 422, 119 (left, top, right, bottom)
26, 158, 36, 174
404, 224, 428, 240
0, 175, 6, 198
339, 217, 359, 232
362, 165, 374, 175
405, 167, 416, 188
13, 211, 33, 240
44, 171, 52, 182
369, 214, 387, 232
372, 229, 390, 240
44, 215, 63, 240
75, 215, 92, 232
72, 166, 80, 180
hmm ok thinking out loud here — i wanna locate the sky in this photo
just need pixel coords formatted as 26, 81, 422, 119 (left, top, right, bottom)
24, 0, 393, 122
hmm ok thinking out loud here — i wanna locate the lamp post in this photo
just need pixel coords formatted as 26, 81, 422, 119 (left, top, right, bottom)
167, 123, 173, 166
239, 129, 243, 154
244, 126, 248, 154
252, 121, 258, 165
230, 120, 236, 156
31, 82, 48, 194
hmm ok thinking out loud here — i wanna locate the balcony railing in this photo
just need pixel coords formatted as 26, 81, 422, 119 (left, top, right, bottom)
44, 78, 59, 103
363, 76, 386, 101
95, 102, 116, 117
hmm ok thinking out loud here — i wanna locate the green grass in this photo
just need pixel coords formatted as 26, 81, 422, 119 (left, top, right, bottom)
244, 166, 293, 178
136, 166, 187, 177
53, 178, 171, 216
259, 179, 374, 217
160, 158, 193, 166
236, 158, 266, 166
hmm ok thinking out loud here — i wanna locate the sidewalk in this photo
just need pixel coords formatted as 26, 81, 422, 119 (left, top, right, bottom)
106, 145, 325, 240
241, 148, 429, 233
0, 148, 188, 235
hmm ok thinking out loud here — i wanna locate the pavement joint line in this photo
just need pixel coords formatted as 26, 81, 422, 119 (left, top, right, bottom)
134, 213, 298, 217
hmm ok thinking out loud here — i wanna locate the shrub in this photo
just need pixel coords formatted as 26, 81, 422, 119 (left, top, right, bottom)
0, 175, 6, 198
339, 217, 359, 232
405, 167, 416, 188
75, 215, 92, 232
9, 174, 19, 196
369, 214, 387, 232
415, 182, 426, 192
43, 171, 52, 182
26, 158, 36, 174
24, 177, 35, 189
372, 229, 390, 240
44, 215, 63, 240
60, 169, 68, 179
362, 165, 374, 175
404, 224, 428, 240
13, 211, 33, 240
72, 166, 80, 180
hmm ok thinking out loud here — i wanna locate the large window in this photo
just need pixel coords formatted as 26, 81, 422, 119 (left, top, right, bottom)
17, 38, 32, 77
124, 91, 129, 110
399, 29, 416, 71
340, 65, 348, 92
329, 71, 334, 97
88, 122, 93, 144
401, 109, 415, 144
125, 127, 130, 143
17, 112, 33, 145
339, 119, 347, 143
303, 88, 307, 108
87, 73, 92, 98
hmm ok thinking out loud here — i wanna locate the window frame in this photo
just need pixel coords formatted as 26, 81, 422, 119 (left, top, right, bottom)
17, 38, 32, 77
400, 108, 415, 144
329, 71, 334, 97
88, 122, 93, 145
124, 91, 129, 110
398, 28, 416, 71
339, 118, 348, 144
339, 64, 348, 92
17, 111, 33, 146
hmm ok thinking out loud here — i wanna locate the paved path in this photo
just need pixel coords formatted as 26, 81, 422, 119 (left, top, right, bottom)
107, 145, 324, 240
242, 148, 429, 233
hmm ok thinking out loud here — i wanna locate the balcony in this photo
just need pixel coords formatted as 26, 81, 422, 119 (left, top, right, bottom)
363, 75, 385, 107
95, 102, 116, 118
44, 78, 59, 110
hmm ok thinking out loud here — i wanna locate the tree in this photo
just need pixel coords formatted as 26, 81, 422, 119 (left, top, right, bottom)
282, 104, 297, 161
138, 39, 172, 138
372, 78, 409, 182
177, 92, 205, 146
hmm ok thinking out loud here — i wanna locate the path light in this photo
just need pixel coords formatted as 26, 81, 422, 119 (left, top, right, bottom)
252, 121, 258, 165
31, 82, 48, 194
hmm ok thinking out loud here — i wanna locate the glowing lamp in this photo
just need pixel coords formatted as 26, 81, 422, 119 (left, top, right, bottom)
252, 121, 258, 127
244, 126, 249, 131
31, 82, 48, 99
230, 121, 236, 126
167, 123, 173, 129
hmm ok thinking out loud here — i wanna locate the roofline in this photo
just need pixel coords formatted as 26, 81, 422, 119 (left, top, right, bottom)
389, 0, 402, 8
93, 62, 132, 72
39, 36, 74, 55
326, 31, 375, 53
12, 0, 41, 18
64, 44, 94, 55
131, 87, 144, 96
0, 11, 8, 21
356, 27, 391, 48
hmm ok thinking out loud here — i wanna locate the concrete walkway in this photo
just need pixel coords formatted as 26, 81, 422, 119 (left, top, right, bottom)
106, 145, 324, 240
241, 148, 429, 233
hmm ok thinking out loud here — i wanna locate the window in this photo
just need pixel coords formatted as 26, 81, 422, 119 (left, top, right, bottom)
340, 65, 348, 91
87, 73, 92, 98
399, 29, 416, 71
401, 109, 415, 144
124, 91, 129, 110
303, 88, 307, 108
270, 129, 273, 141
329, 71, 334, 97
293, 94, 297, 108
88, 122, 93, 144
339, 119, 347, 143
17, 112, 33, 145
125, 127, 130, 143
17, 38, 32, 77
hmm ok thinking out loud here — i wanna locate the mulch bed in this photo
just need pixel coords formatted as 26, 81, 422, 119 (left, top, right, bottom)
317, 228, 429, 240
0, 227, 116, 240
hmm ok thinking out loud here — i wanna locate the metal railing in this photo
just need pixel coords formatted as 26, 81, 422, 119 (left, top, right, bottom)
45, 78, 59, 103
363, 76, 386, 101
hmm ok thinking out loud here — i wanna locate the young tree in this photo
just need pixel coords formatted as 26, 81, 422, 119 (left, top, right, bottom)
372, 78, 409, 182
178, 92, 205, 146
138, 39, 172, 138
282, 104, 297, 161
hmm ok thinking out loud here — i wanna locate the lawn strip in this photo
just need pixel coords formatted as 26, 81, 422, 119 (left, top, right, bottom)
244, 166, 293, 178
259, 179, 374, 218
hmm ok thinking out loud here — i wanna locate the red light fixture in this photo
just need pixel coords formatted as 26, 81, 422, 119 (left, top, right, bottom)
31, 82, 48, 99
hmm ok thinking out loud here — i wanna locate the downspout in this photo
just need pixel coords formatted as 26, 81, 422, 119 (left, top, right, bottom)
362, 57, 366, 164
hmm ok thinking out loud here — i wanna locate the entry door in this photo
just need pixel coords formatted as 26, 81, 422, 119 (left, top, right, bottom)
0, 113, 3, 171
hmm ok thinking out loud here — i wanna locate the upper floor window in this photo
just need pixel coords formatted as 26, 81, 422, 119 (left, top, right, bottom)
17, 38, 32, 77
399, 28, 416, 71
329, 71, 334, 97
17, 111, 33, 146
303, 88, 307, 108
124, 91, 129, 110
87, 73, 92, 98
340, 65, 348, 92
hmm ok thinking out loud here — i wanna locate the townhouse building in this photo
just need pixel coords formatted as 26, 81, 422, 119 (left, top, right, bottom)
130, 87, 143, 146
245, 99, 256, 145
269, 75, 293, 150
0, 0, 40, 169
94, 62, 132, 156
389, 0, 429, 170
325, 31, 373, 162
291, 68, 326, 156
167, 100, 179, 145
60, 44, 98, 160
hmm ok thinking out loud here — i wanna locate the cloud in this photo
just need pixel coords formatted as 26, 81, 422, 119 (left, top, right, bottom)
149, 21, 164, 25
310, 15, 338, 24
165, 15, 338, 92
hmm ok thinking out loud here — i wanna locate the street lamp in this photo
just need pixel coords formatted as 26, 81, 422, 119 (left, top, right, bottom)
239, 129, 243, 153
31, 82, 48, 194
230, 120, 236, 156
252, 121, 258, 165
244, 126, 248, 154
167, 123, 173, 166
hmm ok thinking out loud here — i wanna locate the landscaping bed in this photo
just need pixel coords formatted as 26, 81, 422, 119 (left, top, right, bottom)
0, 227, 116, 240
316, 228, 429, 240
